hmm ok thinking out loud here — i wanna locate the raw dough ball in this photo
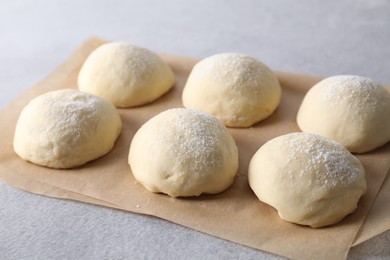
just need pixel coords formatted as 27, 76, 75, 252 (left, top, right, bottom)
78, 42, 175, 107
14, 89, 122, 169
182, 53, 281, 127
248, 132, 367, 228
128, 108, 239, 197
297, 75, 390, 153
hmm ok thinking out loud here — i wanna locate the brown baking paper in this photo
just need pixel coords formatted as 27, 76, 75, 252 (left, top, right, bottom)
352, 169, 390, 246
0, 38, 389, 259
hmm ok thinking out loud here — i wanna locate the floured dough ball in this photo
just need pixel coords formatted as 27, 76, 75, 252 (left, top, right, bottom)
78, 42, 175, 107
128, 108, 239, 197
14, 89, 122, 169
182, 53, 281, 127
297, 75, 390, 153
248, 132, 367, 228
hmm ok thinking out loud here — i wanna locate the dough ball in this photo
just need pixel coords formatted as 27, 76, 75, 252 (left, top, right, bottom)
182, 53, 281, 127
78, 42, 175, 107
128, 108, 239, 197
297, 75, 390, 153
14, 89, 122, 169
248, 132, 367, 228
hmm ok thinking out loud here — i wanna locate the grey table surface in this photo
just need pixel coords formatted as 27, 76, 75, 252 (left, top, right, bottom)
1, 0, 389, 259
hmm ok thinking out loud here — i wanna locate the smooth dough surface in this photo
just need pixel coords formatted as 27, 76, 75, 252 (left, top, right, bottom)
14, 89, 122, 169
248, 132, 367, 228
297, 75, 390, 153
128, 108, 239, 197
78, 42, 175, 107
182, 53, 281, 127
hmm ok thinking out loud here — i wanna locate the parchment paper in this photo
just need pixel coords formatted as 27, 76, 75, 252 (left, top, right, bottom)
0, 38, 389, 259
352, 169, 390, 246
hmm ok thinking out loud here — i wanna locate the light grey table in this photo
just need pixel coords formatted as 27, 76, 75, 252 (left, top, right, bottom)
1, 1, 389, 259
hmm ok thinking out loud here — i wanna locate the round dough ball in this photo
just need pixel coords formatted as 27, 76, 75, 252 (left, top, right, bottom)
128, 108, 239, 197
14, 89, 122, 169
182, 53, 281, 127
78, 42, 175, 107
248, 132, 367, 228
297, 75, 390, 153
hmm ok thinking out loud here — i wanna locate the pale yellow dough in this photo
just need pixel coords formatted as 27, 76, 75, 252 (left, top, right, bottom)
248, 132, 367, 228
182, 53, 281, 127
128, 108, 239, 197
13, 89, 122, 169
78, 42, 175, 107
297, 75, 390, 153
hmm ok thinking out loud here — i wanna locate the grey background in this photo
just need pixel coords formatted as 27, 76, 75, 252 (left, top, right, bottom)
1, 0, 389, 259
